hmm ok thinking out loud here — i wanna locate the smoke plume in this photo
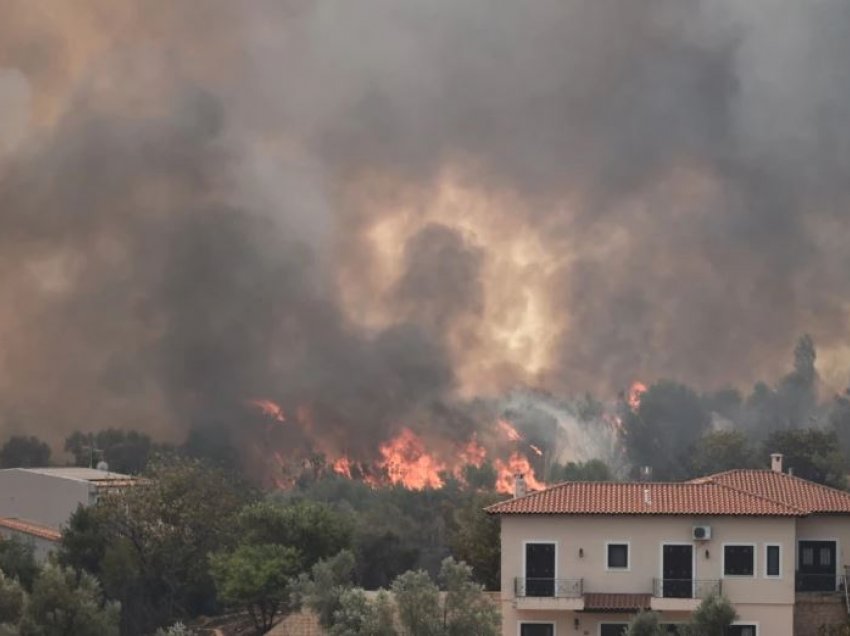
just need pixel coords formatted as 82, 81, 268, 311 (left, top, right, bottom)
1, 1, 850, 468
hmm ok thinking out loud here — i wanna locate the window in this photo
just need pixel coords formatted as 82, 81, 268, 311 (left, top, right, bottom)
726, 625, 757, 636
524, 543, 556, 597
607, 543, 629, 570
724, 545, 755, 576
520, 623, 554, 636
765, 544, 781, 577
600, 625, 626, 636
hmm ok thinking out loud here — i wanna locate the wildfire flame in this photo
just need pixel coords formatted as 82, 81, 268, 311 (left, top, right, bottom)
248, 398, 287, 423
498, 419, 522, 442
628, 381, 647, 412
458, 434, 487, 468
494, 452, 545, 494
332, 456, 353, 479
377, 428, 446, 490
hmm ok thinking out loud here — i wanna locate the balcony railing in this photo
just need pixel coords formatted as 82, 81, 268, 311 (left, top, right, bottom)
795, 573, 847, 593
514, 577, 583, 598
652, 579, 721, 599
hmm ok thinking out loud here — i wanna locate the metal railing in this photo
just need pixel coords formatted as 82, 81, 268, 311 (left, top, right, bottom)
652, 579, 721, 599
514, 577, 583, 598
795, 572, 847, 593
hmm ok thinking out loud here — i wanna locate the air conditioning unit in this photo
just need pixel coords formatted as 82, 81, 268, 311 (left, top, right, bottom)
692, 525, 712, 541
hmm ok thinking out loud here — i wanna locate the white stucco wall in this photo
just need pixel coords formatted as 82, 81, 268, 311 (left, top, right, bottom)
0, 469, 93, 529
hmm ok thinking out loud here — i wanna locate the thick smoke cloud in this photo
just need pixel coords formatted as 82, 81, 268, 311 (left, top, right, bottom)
1, 1, 850, 459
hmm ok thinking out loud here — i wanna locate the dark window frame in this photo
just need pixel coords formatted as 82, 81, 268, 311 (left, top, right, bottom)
606, 542, 630, 570
723, 544, 755, 577
765, 544, 781, 578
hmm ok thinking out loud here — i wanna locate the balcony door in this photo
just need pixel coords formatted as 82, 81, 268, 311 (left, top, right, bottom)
525, 542, 555, 597
662, 544, 693, 598
798, 540, 836, 592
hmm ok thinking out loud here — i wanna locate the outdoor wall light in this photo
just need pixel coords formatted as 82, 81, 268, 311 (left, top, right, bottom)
578, 548, 584, 558
705, 549, 710, 559
574, 617, 580, 629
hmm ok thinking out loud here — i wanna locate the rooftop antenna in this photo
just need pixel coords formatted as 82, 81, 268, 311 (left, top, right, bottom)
81, 434, 103, 469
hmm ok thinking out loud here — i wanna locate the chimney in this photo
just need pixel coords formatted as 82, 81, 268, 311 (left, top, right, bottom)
514, 473, 527, 499
771, 453, 783, 473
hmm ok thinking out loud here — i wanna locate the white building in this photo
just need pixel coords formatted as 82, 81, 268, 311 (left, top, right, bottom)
0, 467, 136, 559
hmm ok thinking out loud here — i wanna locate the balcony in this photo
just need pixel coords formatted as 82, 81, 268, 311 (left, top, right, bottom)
650, 579, 722, 611
514, 578, 584, 610
795, 572, 847, 594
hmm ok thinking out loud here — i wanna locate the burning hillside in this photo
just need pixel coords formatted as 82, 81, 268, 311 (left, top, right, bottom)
243, 386, 638, 493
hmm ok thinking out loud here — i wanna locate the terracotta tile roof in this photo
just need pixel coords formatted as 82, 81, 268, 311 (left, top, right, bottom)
694, 469, 850, 514
583, 593, 651, 612
0, 517, 61, 542
485, 481, 804, 516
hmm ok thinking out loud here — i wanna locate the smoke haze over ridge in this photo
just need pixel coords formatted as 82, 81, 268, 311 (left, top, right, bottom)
1, 0, 850, 454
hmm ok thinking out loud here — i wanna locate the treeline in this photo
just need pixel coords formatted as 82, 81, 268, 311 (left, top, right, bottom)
620, 335, 850, 487
0, 457, 500, 635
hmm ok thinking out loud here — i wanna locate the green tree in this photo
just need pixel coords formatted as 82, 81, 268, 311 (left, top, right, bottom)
89, 457, 251, 635
764, 429, 847, 488
439, 558, 499, 636
626, 610, 665, 636
448, 495, 502, 590
239, 500, 353, 568
680, 592, 736, 635
0, 570, 24, 626
304, 550, 356, 630
689, 431, 756, 477
57, 505, 108, 577
0, 436, 50, 468
65, 429, 161, 474
19, 564, 120, 636
623, 381, 711, 480
391, 570, 443, 636
210, 543, 301, 634
0, 537, 38, 591
330, 588, 397, 636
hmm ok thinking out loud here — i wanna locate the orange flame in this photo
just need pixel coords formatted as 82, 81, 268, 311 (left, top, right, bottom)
458, 434, 487, 468
377, 428, 446, 490
498, 419, 522, 442
248, 398, 286, 423
494, 452, 545, 494
332, 456, 353, 479
628, 381, 647, 412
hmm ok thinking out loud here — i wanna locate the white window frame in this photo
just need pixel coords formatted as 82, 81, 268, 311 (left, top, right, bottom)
605, 541, 631, 571
722, 542, 757, 578
764, 543, 782, 579
518, 620, 557, 636
522, 540, 559, 581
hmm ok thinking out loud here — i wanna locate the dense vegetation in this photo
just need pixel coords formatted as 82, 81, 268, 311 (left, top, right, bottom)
0, 335, 849, 632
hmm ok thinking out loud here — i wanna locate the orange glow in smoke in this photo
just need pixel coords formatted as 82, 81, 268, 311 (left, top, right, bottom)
628, 381, 647, 412
248, 398, 286, 423
377, 428, 446, 490
494, 452, 545, 494
498, 419, 522, 442
332, 456, 353, 479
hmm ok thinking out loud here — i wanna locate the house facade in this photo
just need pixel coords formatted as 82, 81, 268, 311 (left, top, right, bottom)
487, 455, 850, 636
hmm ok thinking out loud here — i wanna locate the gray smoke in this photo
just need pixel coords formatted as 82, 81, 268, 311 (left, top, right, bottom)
1, 1, 850, 462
